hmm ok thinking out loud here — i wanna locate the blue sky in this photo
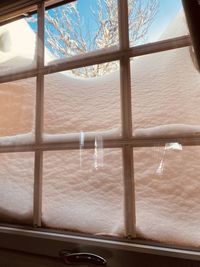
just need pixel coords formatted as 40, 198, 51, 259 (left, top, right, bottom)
28, 0, 183, 46
75, 0, 183, 42
148, 0, 182, 41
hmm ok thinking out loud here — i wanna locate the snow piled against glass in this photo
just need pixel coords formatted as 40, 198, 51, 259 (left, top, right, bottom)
0, 10, 200, 248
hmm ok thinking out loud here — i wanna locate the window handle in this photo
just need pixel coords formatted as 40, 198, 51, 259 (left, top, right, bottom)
60, 250, 107, 266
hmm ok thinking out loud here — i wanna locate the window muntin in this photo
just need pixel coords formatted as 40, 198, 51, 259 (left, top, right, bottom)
0, 0, 197, 249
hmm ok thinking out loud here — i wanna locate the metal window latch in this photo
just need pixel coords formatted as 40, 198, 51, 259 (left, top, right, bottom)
59, 250, 107, 266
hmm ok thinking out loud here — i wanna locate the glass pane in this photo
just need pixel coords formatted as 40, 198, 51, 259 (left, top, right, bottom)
134, 145, 200, 247
129, 0, 188, 46
131, 47, 200, 137
45, 0, 119, 65
0, 78, 35, 143
43, 149, 124, 236
0, 15, 37, 76
0, 152, 34, 224
44, 63, 121, 142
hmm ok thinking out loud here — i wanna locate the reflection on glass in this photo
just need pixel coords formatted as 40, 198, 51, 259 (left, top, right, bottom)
94, 135, 104, 170
0, 16, 37, 76
0, 78, 35, 142
42, 149, 124, 236
44, 63, 121, 141
134, 146, 200, 247
45, 0, 119, 67
0, 152, 34, 224
156, 142, 183, 175
131, 47, 200, 137
79, 131, 104, 169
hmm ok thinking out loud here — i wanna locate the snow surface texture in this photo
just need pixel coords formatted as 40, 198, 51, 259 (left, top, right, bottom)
0, 19, 54, 77
0, 10, 200, 247
0, 20, 36, 76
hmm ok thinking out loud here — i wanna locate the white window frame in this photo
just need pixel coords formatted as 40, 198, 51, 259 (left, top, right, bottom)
0, 0, 199, 264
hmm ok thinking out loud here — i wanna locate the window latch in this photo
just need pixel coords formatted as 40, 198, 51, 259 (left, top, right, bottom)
59, 250, 107, 266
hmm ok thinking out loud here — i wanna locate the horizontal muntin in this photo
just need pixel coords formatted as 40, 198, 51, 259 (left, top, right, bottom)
0, 135, 200, 153
0, 35, 191, 84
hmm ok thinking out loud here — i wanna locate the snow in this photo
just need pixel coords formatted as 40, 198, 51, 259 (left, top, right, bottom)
0, 152, 34, 224
134, 145, 200, 247
0, 132, 34, 146
0, 19, 36, 76
135, 124, 200, 137
0, 11, 200, 248
159, 9, 187, 40
43, 149, 124, 235
43, 128, 120, 143
132, 48, 200, 134
47, 45, 119, 67
0, 78, 35, 137
43, 70, 121, 135
0, 19, 55, 77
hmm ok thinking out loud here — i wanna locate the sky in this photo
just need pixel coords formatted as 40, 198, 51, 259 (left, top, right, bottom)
28, 0, 183, 49
148, 0, 182, 42
74, 0, 183, 43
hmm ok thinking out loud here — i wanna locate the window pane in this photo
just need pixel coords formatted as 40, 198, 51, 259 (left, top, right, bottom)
44, 63, 121, 142
134, 145, 200, 247
131, 47, 200, 137
0, 16, 37, 76
42, 149, 124, 236
129, 0, 188, 46
0, 152, 34, 225
45, 0, 119, 65
0, 78, 35, 143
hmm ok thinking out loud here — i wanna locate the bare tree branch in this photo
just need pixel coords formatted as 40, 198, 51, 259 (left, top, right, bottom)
45, 0, 159, 77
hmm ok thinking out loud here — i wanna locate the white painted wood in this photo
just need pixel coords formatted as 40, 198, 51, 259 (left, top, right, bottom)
33, 2, 45, 227
0, 35, 191, 84
0, 135, 199, 154
118, 0, 135, 238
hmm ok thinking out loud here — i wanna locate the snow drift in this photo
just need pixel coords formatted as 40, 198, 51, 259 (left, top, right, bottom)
0, 11, 200, 248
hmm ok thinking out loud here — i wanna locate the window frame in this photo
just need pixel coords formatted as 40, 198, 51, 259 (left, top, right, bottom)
0, 0, 199, 263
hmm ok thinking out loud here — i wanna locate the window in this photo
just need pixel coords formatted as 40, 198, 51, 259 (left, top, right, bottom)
0, 0, 200, 265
